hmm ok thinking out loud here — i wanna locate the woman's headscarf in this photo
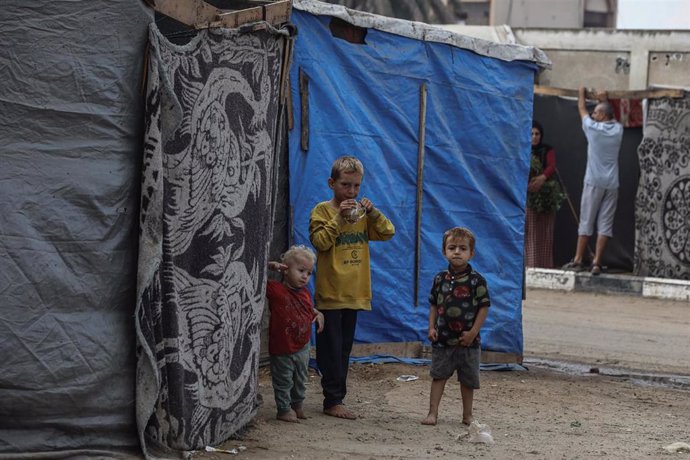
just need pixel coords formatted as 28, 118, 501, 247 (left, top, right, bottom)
531, 120, 551, 164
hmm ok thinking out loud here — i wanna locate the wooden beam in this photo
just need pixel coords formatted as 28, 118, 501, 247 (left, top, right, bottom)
146, 0, 291, 30
263, 341, 525, 367
413, 83, 427, 307
264, 0, 292, 25
210, 6, 264, 29
286, 74, 294, 131
278, 34, 293, 104
481, 350, 523, 364
351, 342, 423, 359
146, 0, 220, 28
422, 345, 523, 364
299, 68, 309, 151
534, 85, 685, 100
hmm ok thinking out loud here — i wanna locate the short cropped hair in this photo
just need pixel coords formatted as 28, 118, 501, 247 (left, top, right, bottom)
442, 227, 476, 252
281, 244, 316, 265
330, 156, 364, 180
597, 102, 615, 120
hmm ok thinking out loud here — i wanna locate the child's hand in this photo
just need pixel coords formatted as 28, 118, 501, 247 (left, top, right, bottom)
338, 199, 359, 217
458, 330, 477, 347
268, 261, 288, 272
359, 198, 374, 214
313, 310, 325, 333
428, 328, 438, 342
527, 175, 546, 193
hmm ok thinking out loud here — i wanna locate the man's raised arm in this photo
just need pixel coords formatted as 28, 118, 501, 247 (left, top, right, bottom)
577, 86, 589, 119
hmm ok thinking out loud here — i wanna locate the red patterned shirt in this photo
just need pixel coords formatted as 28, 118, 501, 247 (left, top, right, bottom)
428, 264, 491, 348
266, 280, 316, 355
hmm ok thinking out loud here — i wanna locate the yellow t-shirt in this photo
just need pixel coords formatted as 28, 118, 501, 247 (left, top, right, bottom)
309, 201, 395, 310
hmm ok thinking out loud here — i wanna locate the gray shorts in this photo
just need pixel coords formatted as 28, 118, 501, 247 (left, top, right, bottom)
430, 346, 481, 389
578, 183, 618, 237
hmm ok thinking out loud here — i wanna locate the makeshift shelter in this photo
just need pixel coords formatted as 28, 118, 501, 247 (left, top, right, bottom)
135, 20, 292, 457
0, 1, 293, 457
1, 2, 151, 457
1, 0, 549, 457
288, 0, 549, 356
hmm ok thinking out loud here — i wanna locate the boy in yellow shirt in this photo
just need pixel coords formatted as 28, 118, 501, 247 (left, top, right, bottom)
309, 156, 395, 419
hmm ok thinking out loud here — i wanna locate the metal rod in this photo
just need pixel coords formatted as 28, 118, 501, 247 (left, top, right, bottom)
554, 167, 595, 260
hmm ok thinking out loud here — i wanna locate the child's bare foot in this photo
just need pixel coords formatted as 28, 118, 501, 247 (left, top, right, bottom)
421, 413, 437, 425
323, 404, 356, 420
462, 416, 473, 426
293, 406, 308, 419
276, 409, 300, 423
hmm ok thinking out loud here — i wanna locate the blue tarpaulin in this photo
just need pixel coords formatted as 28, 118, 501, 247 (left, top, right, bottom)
288, 5, 539, 355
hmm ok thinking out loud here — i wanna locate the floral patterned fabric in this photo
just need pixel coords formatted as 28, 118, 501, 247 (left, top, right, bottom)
135, 22, 290, 455
428, 264, 491, 348
635, 97, 690, 280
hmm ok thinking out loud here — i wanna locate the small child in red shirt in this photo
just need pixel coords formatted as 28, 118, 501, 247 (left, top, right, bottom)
267, 245, 324, 422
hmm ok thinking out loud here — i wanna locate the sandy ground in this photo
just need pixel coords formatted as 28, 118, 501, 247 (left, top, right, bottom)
198, 290, 690, 460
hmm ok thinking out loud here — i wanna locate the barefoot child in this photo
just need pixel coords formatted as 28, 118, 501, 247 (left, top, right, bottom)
309, 156, 395, 419
266, 245, 324, 422
421, 227, 490, 426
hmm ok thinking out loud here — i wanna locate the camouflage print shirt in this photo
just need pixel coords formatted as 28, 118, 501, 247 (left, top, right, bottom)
428, 264, 490, 348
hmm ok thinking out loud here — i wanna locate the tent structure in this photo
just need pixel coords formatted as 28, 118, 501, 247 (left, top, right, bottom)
1, 2, 151, 457
0, 0, 549, 457
1, 1, 292, 457
288, 0, 549, 355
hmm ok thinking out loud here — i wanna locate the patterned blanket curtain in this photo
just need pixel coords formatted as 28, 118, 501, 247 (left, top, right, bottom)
136, 22, 290, 456
635, 96, 690, 280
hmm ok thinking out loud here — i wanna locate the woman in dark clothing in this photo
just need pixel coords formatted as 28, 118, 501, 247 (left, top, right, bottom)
525, 121, 562, 268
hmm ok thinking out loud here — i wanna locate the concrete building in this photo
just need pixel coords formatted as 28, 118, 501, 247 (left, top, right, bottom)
459, 0, 617, 28
446, 1, 689, 91
513, 28, 690, 90
439, 24, 690, 91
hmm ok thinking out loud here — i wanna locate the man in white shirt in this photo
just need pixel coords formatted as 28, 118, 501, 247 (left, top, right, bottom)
562, 86, 623, 275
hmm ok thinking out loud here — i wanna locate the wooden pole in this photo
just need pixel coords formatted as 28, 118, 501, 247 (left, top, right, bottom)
534, 85, 684, 100
299, 69, 309, 151
145, 0, 292, 30
414, 83, 427, 307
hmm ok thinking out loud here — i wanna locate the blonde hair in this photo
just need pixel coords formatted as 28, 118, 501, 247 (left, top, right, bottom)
330, 156, 364, 180
442, 227, 476, 252
281, 244, 316, 265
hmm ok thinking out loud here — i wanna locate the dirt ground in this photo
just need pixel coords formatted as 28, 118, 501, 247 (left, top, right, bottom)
200, 290, 690, 460
202, 363, 689, 460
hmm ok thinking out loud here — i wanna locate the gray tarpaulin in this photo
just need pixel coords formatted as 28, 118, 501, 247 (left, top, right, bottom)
0, 1, 151, 457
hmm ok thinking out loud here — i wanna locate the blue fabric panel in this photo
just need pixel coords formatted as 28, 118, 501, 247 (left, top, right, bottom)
289, 11, 537, 354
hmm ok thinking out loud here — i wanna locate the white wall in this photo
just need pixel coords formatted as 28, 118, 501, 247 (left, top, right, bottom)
513, 28, 690, 90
